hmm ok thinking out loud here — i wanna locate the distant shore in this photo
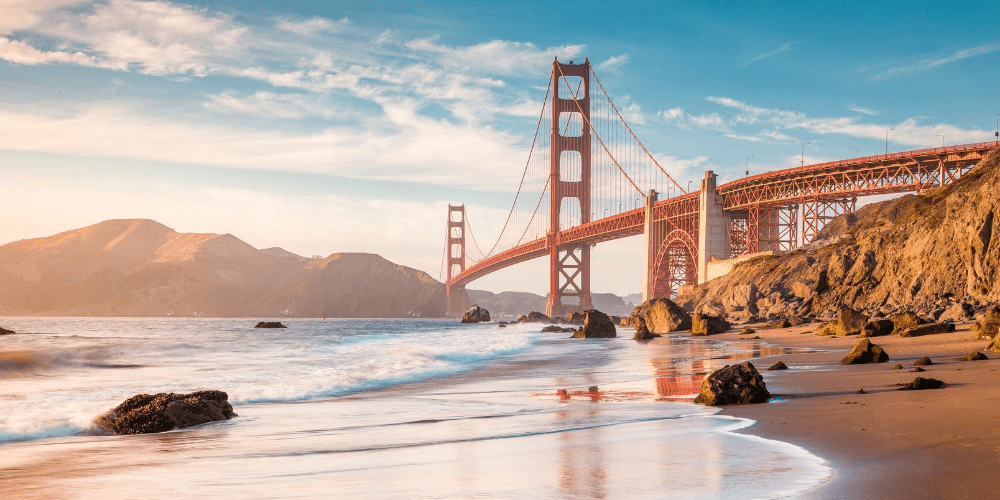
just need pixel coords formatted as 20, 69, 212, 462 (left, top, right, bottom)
715, 322, 999, 499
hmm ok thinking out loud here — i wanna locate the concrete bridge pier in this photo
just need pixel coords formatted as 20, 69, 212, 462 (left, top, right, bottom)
697, 171, 731, 284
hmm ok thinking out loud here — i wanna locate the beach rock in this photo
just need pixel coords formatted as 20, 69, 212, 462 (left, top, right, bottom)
841, 339, 890, 365
520, 311, 552, 324
573, 309, 616, 339
740, 328, 756, 335
691, 313, 730, 336
768, 318, 792, 329
564, 311, 584, 326
693, 361, 770, 406
460, 305, 490, 323
988, 336, 1000, 353
898, 377, 945, 390
890, 312, 924, 335
632, 317, 654, 341
938, 302, 974, 323
619, 316, 632, 326
911, 367, 926, 372
629, 298, 692, 334
541, 325, 575, 333
94, 390, 237, 435
254, 321, 286, 328
767, 361, 788, 371
498, 323, 507, 328
721, 284, 758, 314
891, 363, 903, 370
957, 351, 989, 361
860, 319, 895, 338
832, 307, 870, 336
914, 357, 934, 366
896, 322, 955, 337
0, 326, 14, 335
972, 305, 1000, 340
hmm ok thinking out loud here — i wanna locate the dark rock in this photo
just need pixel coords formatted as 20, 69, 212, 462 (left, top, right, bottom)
913, 356, 933, 366
841, 339, 890, 365
973, 304, 1000, 340
255, 321, 286, 328
573, 309, 617, 339
911, 367, 926, 372
564, 311, 584, 326
860, 319, 894, 338
957, 351, 989, 361
498, 323, 507, 328
460, 305, 490, 323
740, 328, 756, 335
769, 318, 792, 329
767, 361, 788, 371
498, 321, 508, 325
633, 317, 654, 341
628, 298, 692, 334
830, 307, 870, 336
891, 363, 903, 370
520, 311, 552, 323
857, 388, 866, 394
94, 390, 237, 435
898, 377, 945, 390
541, 325, 575, 333
693, 361, 770, 406
0, 326, 15, 335
896, 322, 956, 337
691, 313, 731, 336
890, 312, 924, 335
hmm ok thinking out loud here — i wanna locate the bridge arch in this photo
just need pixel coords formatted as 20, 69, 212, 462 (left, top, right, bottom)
651, 228, 697, 298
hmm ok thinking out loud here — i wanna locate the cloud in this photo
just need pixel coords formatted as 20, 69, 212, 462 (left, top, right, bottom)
276, 16, 349, 36
405, 37, 585, 77
658, 107, 728, 131
0, 0, 91, 34
742, 42, 796, 67
596, 54, 629, 72
871, 43, 1000, 81
0, 36, 122, 68
848, 104, 878, 116
203, 91, 347, 120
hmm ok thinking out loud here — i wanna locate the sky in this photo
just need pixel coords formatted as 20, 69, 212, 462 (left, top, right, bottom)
1, 0, 998, 296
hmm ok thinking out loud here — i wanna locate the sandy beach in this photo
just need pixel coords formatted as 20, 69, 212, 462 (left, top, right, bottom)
712, 322, 1000, 499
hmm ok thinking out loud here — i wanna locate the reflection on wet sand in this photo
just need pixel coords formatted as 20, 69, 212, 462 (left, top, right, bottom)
557, 408, 607, 499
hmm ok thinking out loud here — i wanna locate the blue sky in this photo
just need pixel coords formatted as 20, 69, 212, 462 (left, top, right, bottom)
1, 0, 998, 295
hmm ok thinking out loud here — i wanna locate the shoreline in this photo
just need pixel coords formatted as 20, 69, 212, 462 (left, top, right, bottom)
714, 322, 1000, 499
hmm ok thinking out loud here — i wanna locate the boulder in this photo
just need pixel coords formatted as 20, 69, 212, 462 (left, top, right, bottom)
629, 298, 692, 334
632, 317, 655, 341
541, 325, 575, 333
913, 357, 933, 366
957, 351, 989, 361
911, 367, 925, 372
988, 335, 1000, 353
691, 313, 731, 336
841, 339, 890, 365
255, 322, 286, 328
572, 309, 617, 339
767, 361, 788, 371
938, 302, 974, 323
890, 312, 923, 335
721, 284, 758, 314
0, 326, 15, 335
740, 328, 756, 335
94, 390, 237, 435
521, 311, 552, 324
896, 323, 955, 337
791, 280, 817, 300
831, 307, 870, 336
693, 361, 770, 406
460, 306, 491, 324
891, 363, 903, 370
564, 312, 584, 326
619, 316, 632, 326
498, 323, 507, 328
973, 305, 1000, 340
898, 377, 945, 391
860, 319, 894, 338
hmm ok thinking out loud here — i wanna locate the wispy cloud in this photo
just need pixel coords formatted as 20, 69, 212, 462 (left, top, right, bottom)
596, 53, 629, 72
870, 43, 1000, 81
742, 42, 796, 67
276, 16, 349, 36
848, 104, 878, 116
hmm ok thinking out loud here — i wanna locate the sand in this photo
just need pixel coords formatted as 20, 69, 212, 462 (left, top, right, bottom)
715, 322, 1000, 499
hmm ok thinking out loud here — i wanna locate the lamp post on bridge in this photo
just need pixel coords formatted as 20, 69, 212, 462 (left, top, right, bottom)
936, 134, 944, 147
800, 142, 810, 167
852, 147, 859, 157
885, 128, 893, 155
745, 156, 753, 176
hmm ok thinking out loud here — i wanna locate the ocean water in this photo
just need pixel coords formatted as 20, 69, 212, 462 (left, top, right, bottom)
0, 318, 830, 499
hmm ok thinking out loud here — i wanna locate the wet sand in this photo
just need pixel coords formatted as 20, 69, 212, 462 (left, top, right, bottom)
715, 322, 1000, 499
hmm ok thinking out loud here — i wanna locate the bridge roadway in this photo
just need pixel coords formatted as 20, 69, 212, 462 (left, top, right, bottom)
449, 141, 997, 289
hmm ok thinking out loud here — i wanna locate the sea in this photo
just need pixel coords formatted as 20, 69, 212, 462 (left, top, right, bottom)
0, 318, 830, 499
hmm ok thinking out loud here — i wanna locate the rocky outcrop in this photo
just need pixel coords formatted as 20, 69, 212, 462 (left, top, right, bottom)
898, 377, 945, 390
972, 305, 1000, 340
767, 361, 788, 371
572, 309, 617, 338
255, 321, 286, 328
519, 311, 552, 323
890, 312, 924, 334
541, 325, 577, 333
677, 149, 1000, 321
957, 351, 989, 361
693, 361, 770, 406
896, 322, 955, 337
691, 313, 730, 336
564, 312, 584, 325
914, 356, 934, 366
632, 317, 655, 341
841, 339, 890, 365
860, 319, 894, 338
461, 305, 491, 323
0, 326, 14, 335
95, 390, 237, 435
817, 307, 869, 336
629, 298, 692, 334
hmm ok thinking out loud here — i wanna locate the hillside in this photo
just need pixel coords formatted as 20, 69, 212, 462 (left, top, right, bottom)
678, 147, 1000, 320
0, 219, 446, 317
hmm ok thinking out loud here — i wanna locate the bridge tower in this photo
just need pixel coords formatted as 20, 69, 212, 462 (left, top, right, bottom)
445, 204, 469, 317
546, 59, 592, 316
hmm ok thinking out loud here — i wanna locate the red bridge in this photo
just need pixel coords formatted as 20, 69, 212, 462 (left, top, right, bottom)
444, 58, 997, 316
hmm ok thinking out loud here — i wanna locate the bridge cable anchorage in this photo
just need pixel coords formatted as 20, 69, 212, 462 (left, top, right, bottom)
589, 67, 687, 195
556, 64, 646, 199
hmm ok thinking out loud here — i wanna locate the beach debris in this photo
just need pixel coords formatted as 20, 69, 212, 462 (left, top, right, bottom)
740, 328, 756, 335
914, 356, 934, 366
572, 309, 617, 338
911, 367, 926, 372
627, 298, 692, 333
891, 364, 903, 370
632, 317, 655, 341
693, 361, 770, 406
841, 339, 890, 365
896, 322, 956, 337
691, 313, 731, 336
860, 319, 894, 338
957, 351, 989, 361
254, 321, 286, 328
0, 326, 15, 335
460, 305, 491, 324
519, 311, 552, 324
94, 390, 237, 435
898, 377, 945, 391
767, 361, 788, 370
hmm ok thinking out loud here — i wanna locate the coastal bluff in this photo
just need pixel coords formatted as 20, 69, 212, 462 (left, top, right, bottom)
0, 219, 448, 318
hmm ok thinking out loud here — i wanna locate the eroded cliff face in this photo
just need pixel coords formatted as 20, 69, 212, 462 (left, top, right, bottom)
0, 219, 447, 317
679, 148, 1000, 319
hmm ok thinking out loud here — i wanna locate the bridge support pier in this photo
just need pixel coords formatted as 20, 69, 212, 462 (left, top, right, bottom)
642, 189, 658, 302
697, 171, 731, 284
